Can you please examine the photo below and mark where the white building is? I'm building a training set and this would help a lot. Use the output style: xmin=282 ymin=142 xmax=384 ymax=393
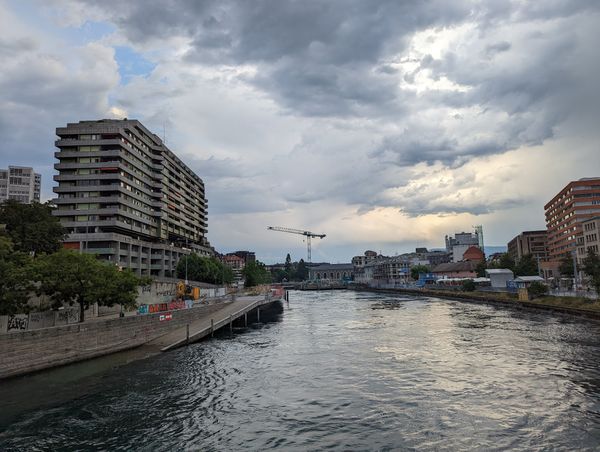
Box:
xmin=485 ymin=268 xmax=514 ymax=288
xmin=446 ymin=231 xmax=481 ymax=262
xmin=0 ymin=166 xmax=41 ymax=204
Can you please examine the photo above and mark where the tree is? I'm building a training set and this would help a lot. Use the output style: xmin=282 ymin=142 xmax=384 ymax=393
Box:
xmin=34 ymin=249 xmax=145 ymax=322
xmin=528 ymin=281 xmax=549 ymax=299
xmin=284 ymin=253 xmax=292 ymax=279
xmin=410 ymin=264 xmax=429 ymax=281
xmin=515 ymin=254 xmax=539 ymax=276
xmin=582 ymin=249 xmax=600 ymax=298
xmin=498 ymin=253 xmax=515 ymax=272
xmin=176 ymin=255 xmax=233 ymax=285
xmin=461 ymin=279 xmax=476 ymax=292
xmin=559 ymin=255 xmax=574 ymax=277
xmin=243 ymin=261 xmax=271 ymax=287
xmin=0 ymin=200 xmax=66 ymax=255
xmin=0 ymin=234 xmax=35 ymax=315
xmin=295 ymin=258 xmax=309 ymax=281
xmin=475 ymin=260 xmax=487 ymax=277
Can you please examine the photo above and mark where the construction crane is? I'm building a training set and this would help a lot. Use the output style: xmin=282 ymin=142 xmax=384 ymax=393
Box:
xmin=267 ymin=226 xmax=326 ymax=263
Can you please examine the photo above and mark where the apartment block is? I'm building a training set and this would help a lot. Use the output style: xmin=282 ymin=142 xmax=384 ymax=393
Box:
xmin=0 ymin=166 xmax=41 ymax=203
xmin=581 ymin=217 xmax=600 ymax=258
xmin=507 ymin=230 xmax=548 ymax=262
xmin=52 ymin=119 xmax=212 ymax=277
xmin=544 ymin=177 xmax=600 ymax=261
xmin=445 ymin=231 xmax=481 ymax=262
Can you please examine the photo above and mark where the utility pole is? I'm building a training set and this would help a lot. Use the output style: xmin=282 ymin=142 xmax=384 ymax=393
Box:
xmin=572 ymin=249 xmax=578 ymax=291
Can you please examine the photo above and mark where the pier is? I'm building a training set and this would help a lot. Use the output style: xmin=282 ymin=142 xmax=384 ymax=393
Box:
xmin=149 ymin=295 xmax=279 ymax=351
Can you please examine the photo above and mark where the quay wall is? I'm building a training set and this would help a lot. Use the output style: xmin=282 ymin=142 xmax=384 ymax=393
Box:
xmin=0 ymin=302 xmax=227 ymax=380
xmin=353 ymin=286 xmax=600 ymax=320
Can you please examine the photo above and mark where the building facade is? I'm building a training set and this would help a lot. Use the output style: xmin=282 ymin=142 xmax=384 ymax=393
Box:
xmin=581 ymin=217 xmax=600 ymax=258
xmin=545 ymin=177 xmax=600 ymax=261
xmin=507 ymin=230 xmax=548 ymax=262
xmin=445 ymin=231 xmax=481 ymax=262
xmin=309 ymin=263 xmax=354 ymax=282
xmin=0 ymin=166 xmax=41 ymax=203
xmin=52 ymin=119 xmax=212 ymax=277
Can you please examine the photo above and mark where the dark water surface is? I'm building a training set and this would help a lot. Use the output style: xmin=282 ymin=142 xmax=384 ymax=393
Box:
xmin=1 ymin=291 xmax=600 ymax=451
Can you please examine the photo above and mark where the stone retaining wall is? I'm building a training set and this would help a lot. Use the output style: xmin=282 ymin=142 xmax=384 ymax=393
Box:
xmin=0 ymin=302 xmax=227 ymax=379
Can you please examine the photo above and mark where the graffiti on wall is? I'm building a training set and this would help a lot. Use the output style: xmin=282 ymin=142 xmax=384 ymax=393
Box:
xmin=7 ymin=315 xmax=29 ymax=332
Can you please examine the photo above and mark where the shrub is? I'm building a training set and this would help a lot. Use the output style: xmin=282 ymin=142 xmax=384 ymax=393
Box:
xmin=527 ymin=281 xmax=548 ymax=299
xmin=461 ymin=279 xmax=476 ymax=292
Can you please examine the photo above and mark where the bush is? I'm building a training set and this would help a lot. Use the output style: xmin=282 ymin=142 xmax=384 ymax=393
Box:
xmin=527 ymin=281 xmax=548 ymax=299
xmin=461 ymin=279 xmax=476 ymax=292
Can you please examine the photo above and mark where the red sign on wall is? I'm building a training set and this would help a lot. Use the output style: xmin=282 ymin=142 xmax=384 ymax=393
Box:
xmin=159 ymin=313 xmax=173 ymax=322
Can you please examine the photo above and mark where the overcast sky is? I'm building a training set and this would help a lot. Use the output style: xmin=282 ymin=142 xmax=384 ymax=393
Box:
xmin=1 ymin=0 xmax=599 ymax=263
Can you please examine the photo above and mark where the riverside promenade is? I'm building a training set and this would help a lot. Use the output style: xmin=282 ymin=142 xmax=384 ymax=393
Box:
xmin=148 ymin=295 xmax=276 ymax=351
xmin=0 ymin=294 xmax=281 ymax=379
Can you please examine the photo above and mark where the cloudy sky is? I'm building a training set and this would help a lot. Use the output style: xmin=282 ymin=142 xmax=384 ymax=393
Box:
xmin=1 ymin=0 xmax=599 ymax=263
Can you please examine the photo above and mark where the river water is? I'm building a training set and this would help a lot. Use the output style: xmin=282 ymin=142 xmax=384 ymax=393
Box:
xmin=1 ymin=290 xmax=600 ymax=451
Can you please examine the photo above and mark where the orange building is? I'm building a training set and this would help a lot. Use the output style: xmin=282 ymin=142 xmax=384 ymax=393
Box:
xmin=544 ymin=177 xmax=600 ymax=262
xmin=462 ymin=246 xmax=485 ymax=263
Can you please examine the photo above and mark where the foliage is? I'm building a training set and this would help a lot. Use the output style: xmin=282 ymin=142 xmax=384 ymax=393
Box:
xmin=582 ymin=249 xmax=600 ymax=298
xmin=514 ymin=254 xmax=539 ymax=276
xmin=284 ymin=253 xmax=292 ymax=277
xmin=410 ymin=264 xmax=430 ymax=281
xmin=0 ymin=234 xmax=35 ymax=315
xmin=527 ymin=281 xmax=549 ymax=299
xmin=559 ymin=255 xmax=575 ymax=277
xmin=176 ymin=254 xmax=234 ymax=285
xmin=243 ymin=261 xmax=271 ymax=287
xmin=0 ymin=200 xmax=66 ymax=255
xmin=34 ymin=249 xmax=144 ymax=322
xmin=498 ymin=253 xmax=516 ymax=272
xmin=475 ymin=261 xmax=487 ymax=277
xmin=461 ymin=279 xmax=476 ymax=292
xmin=295 ymin=258 xmax=309 ymax=281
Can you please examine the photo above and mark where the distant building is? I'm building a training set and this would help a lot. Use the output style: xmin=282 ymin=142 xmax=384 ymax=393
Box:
xmin=507 ymin=230 xmax=548 ymax=262
xmin=581 ymin=217 xmax=600 ymax=259
xmin=445 ymin=231 xmax=481 ymax=262
xmin=431 ymin=261 xmax=477 ymax=279
xmin=0 ymin=166 xmax=41 ymax=204
xmin=545 ymin=177 xmax=600 ymax=261
xmin=352 ymin=250 xmax=379 ymax=267
xmin=485 ymin=269 xmax=514 ymax=288
xmin=309 ymin=263 xmax=354 ymax=282
xmin=233 ymin=250 xmax=256 ymax=265
xmin=462 ymin=246 xmax=485 ymax=263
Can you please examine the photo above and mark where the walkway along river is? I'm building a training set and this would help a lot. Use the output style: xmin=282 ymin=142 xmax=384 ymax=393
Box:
xmin=1 ymin=290 xmax=599 ymax=450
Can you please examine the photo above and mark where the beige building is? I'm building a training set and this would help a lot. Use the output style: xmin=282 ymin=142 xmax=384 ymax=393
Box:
xmin=507 ymin=230 xmax=548 ymax=262
xmin=581 ymin=217 xmax=600 ymax=258
xmin=0 ymin=166 xmax=41 ymax=203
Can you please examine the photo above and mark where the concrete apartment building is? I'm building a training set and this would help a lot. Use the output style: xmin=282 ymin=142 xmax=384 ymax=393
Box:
xmin=581 ymin=217 xmax=600 ymax=258
xmin=52 ymin=119 xmax=212 ymax=277
xmin=445 ymin=231 xmax=481 ymax=262
xmin=0 ymin=166 xmax=41 ymax=203
xmin=507 ymin=230 xmax=548 ymax=262
xmin=544 ymin=177 xmax=600 ymax=261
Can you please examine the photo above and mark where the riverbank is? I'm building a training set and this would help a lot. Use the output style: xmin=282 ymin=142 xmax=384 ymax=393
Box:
xmin=0 ymin=295 xmax=280 ymax=380
xmin=353 ymin=286 xmax=600 ymax=320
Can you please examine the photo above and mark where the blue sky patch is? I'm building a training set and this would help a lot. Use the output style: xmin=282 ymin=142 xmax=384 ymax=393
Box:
xmin=114 ymin=46 xmax=157 ymax=84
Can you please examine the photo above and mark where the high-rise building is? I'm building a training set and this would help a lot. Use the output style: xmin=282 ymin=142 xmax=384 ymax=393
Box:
xmin=507 ymin=230 xmax=548 ymax=262
xmin=0 ymin=166 xmax=41 ymax=203
xmin=544 ymin=177 xmax=600 ymax=261
xmin=52 ymin=119 xmax=212 ymax=277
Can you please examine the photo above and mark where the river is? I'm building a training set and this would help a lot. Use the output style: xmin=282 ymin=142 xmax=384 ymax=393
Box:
xmin=1 ymin=290 xmax=600 ymax=451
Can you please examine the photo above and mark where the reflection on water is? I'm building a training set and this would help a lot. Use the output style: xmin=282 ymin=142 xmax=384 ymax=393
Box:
xmin=1 ymin=292 xmax=599 ymax=451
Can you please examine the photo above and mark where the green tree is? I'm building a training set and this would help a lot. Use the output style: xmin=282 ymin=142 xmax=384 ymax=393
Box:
xmin=461 ymin=279 xmax=476 ymax=292
xmin=475 ymin=260 xmax=487 ymax=277
xmin=515 ymin=254 xmax=539 ymax=276
xmin=176 ymin=254 xmax=234 ymax=285
xmin=410 ymin=264 xmax=430 ymax=281
xmin=243 ymin=261 xmax=271 ymax=287
xmin=498 ymin=253 xmax=515 ymax=271
xmin=527 ymin=281 xmax=549 ymax=299
xmin=295 ymin=258 xmax=309 ymax=281
xmin=34 ymin=249 xmax=144 ymax=322
xmin=0 ymin=234 xmax=35 ymax=315
xmin=284 ymin=253 xmax=292 ymax=279
xmin=582 ymin=249 xmax=600 ymax=298
xmin=559 ymin=255 xmax=574 ymax=277
xmin=0 ymin=200 xmax=66 ymax=255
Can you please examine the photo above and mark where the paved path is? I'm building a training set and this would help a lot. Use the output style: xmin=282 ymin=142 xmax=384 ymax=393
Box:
xmin=147 ymin=295 xmax=276 ymax=351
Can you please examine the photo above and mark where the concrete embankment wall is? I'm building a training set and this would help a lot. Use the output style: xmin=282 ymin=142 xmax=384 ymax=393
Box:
xmin=355 ymin=286 xmax=600 ymax=320
xmin=0 ymin=303 xmax=226 ymax=380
